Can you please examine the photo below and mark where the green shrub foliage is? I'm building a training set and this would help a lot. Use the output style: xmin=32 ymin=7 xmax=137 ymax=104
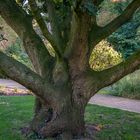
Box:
xmin=108 ymin=10 xmax=140 ymax=58
xmin=5 ymin=38 xmax=32 ymax=68
xmin=110 ymin=70 xmax=140 ymax=99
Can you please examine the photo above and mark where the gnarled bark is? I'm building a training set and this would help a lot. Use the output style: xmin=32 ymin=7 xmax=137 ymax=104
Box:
xmin=30 ymin=94 xmax=87 ymax=139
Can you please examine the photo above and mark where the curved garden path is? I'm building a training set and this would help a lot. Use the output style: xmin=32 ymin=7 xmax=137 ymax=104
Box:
xmin=0 ymin=79 xmax=140 ymax=113
xmin=90 ymin=94 xmax=140 ymax=113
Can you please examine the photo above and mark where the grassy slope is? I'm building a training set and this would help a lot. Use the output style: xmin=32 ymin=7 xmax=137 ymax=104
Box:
xmin=0 ymin=96 xmax=140 ymax=140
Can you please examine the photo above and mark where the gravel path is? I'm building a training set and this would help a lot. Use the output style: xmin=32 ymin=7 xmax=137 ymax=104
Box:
xmin=0 ymin=79 xmax=140 ymax=113
xmin=90 ymin=94 xmax=140 ymax=113
xmin=0 ymin=79 xmax=25 ymax=89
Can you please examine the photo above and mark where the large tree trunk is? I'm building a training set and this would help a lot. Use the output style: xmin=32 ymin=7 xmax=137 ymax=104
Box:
xmin=27 ymin=14 xmax=93 ymax=139
xmin=28 ymin=85 xmax=88 ymax=139
xmin=30 ymin=103 xmax=86 ymax=139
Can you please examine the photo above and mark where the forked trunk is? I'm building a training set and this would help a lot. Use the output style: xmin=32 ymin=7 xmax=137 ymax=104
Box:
xmin=28 ymin=17 xmax=93 ymax=139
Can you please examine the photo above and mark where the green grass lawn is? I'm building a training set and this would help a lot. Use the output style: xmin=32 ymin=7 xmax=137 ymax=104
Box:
xmin=0 ymin=96 xmax=140 ymax=140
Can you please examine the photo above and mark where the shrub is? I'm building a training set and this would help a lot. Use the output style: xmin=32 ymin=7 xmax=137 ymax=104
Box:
xmin=90 ymin=40 xmax=122 ymax=71
xmin=5 ymin=38 xmax=32 ymax=68
xmin=110 ymin=70 xmax=140 ymax=99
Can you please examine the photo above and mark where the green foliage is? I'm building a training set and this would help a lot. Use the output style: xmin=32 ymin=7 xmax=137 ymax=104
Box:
xmin=90 ymin=40 xmax=122 ymax=71
xmin=97 ymin=0 xmax=140 ymax=59
xmin=108 ymin=11 xmax=140 ymax=58
xmin=5 ymin=38 xmax=32 ymax=68
xmin=103 ymin=0 xmax=140 ymax=59
xmin=109 ymin=70 xmax=140 ymax=99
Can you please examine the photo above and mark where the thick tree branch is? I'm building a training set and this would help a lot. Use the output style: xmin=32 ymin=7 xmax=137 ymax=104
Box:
xmin=99 ymin=50 xmax=140 ymax=88
xmin=45 ymin=0 xmax=64 ymax=56
xmin=89 ymin=0 xmax=140 ymax=54
xmin=0 ymin=0 xmax=54 ymax=78
xmin=102 ymin=0 xmax=140 ymax=38
xmin=0 ymin=51 xmax=54 ymax=100
xmin=98 ymin=0 xmax=140 ymax=41
xmin=87 ymin=50 xmax=140 ymax=97
xmin=28 ymin=0 xmax=60 ymax=56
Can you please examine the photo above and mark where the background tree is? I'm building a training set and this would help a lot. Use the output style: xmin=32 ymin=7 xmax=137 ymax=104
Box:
xmin=0 ymin=0 xmax=140 ymax=139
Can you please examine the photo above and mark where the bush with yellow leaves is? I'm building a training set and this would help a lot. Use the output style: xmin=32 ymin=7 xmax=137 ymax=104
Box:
xmin=90 ymin=40 xmax=122 ymax=71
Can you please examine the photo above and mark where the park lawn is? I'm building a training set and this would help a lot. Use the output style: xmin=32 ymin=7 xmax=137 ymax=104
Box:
xmin=0 ymin=96 xmax=140 ymax=140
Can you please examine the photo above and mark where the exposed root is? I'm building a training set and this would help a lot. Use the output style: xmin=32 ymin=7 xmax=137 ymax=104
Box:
xmin=39 ymin=115 xmax=68 ymax=137
xmin=20 ymin=124 xmax=98 ymax=140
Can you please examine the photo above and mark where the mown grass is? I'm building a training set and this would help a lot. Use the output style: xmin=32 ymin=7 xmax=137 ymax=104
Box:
xmin=0 ymin=96 xmax=33 ymax=140
xmin=0 ymin=96 xmax=140 ymax=140
xmin=86 ymin=105 xmax=140 ymax=140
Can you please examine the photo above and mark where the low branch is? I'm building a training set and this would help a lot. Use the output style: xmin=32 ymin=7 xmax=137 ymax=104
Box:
xmin=28 ymin=0 xmax=60 ymax=56
xmin=0 ymin=52 xmax=43 ymax=96
xmin=45 ymin=0 xmax=64 ymax=56
xmin=0 ymin=51 xmax=55 ymax=101
xmin=87 ymin=50 xmax=140 ymax=97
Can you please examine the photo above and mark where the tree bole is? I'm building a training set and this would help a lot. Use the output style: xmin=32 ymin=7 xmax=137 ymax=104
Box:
xmin=29 ymin=90 xmax=87 ymax=139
